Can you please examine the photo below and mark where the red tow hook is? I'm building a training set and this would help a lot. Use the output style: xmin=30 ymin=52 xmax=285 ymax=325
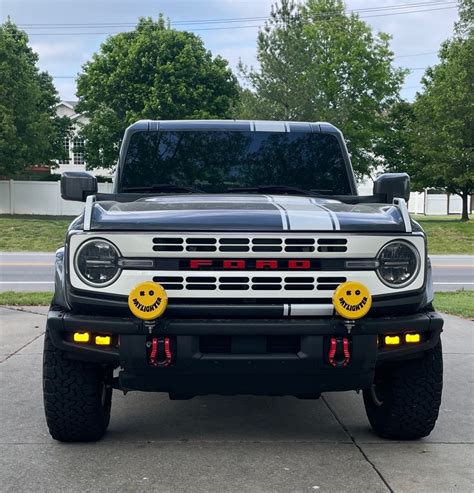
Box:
xmin=328 ymin=337 xmax=351 ymax=368
xmin=149 ymin=337 xmax=173 ymax=367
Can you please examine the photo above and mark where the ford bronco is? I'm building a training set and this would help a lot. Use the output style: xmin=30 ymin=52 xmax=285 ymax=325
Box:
xmin=43 ymin=120 xmax=443 ymax=442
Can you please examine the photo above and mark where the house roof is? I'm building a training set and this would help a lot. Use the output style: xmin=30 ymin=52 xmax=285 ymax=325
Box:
xmin=57 ymin=100 xmax=79 ymax=111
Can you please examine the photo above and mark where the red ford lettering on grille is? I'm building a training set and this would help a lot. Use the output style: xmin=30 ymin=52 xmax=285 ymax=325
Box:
xmin=288 ymin=260 xmax=311 ymax=269
xmin=188 ymin=259 xmax=312 ymax=270
xmin=223 ymin=260 xmax=246 ymax=269
xmin=255 ymin=260 xmax=278 ymax=269
xmin=189 ymin=259 xmax=213 ymax=269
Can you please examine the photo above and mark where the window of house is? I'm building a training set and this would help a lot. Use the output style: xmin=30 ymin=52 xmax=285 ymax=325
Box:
xmin=73 ymin=138 xmax=85 ymax=165
xmin=58 ymin=137 xmax=70 ymax=164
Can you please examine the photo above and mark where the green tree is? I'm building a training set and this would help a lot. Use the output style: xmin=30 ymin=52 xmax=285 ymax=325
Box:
xmin=77 ymin=16 xmax=240 ymax=170
xmin=238 ymin=0 xmax=405 ymax=177
xmin=376 ymin=101 xmax=419 ymax=185
xmin=387 ymin=1 xmax=473 ymax=221
xmin=0 ymin=20 xmax=69 ymax=177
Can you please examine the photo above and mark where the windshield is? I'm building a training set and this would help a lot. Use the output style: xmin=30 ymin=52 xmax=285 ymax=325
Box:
xmin=120 ymin=130 xmax=352 ymax=194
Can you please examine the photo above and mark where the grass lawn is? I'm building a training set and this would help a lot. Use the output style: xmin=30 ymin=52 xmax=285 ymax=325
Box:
xmin=0 ymin=215 xmax=71 ymax=252
xmin=434 ymin=290 xmax=473 ymax=319
xmin=0 ymin=290 xmax=471 ymax=319
xmin=0 ymin=291 xmax=53 ymax=306
xmin=412 ymin=215 xmax=473 ymax=255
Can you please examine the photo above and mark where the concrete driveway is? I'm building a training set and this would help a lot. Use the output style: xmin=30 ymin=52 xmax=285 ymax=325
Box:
xmin=0 ymin=307 xmax=473 ymax=492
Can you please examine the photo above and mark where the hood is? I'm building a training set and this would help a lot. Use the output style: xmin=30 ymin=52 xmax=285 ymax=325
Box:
xmin=87 ymin=194 xmax=407 ymax=232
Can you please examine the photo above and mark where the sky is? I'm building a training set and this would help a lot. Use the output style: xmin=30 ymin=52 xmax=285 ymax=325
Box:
xmin=1 ymin=0 xmax=460 ymax=102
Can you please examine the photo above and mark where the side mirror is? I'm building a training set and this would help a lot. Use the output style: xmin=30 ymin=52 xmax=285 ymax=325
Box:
xmin=373 ymin=173 xmax=410 ymax=203
xmin=61 ymin=171 xmax=98 ymax=202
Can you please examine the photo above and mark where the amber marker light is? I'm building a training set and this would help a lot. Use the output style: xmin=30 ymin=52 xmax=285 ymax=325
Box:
xmin=95 ymin=335 xmax=112 ymax=346
xmin=384 ymin=335 xmax=400 ymax=346
xmin=73 ymin=332 xmax=90 ymax=343
xmin=405 ymin=333 xmax=421 ymax=343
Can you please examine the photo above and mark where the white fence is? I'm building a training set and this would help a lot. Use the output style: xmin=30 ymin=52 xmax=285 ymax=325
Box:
xmin=0 ymin=180 xmax=470 ymax=216
xmin=0 ymin=180 xmax=113 ymax=216
xmin=358 ymin=181 xmax=471 ymax=215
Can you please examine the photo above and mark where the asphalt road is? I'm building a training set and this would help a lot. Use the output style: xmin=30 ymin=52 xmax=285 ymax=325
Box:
xmin=0 ymin=307 xmax=472 ymax=492
xmin=0 ymin=252 xmax=472 ymax=292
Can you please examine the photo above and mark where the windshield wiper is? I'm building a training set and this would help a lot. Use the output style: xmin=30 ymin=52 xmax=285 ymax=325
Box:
xmin=226 ymin=185 xmax=321 ymax=197
xmin=121 ymin=184 xmax=203 ymax=194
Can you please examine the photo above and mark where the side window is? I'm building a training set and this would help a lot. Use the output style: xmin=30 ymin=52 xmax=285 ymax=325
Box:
xmin=58 ymin=137 xmax=70 ymax=164
xmin=73 ymin=138 xmax=85 ymax=165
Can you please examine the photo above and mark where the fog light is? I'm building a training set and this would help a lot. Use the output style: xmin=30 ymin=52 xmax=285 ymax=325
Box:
xmin=95 ymin=335 xmax=111 ymax=346
xmin=73 ymin=332 xmax=90 ymax=343
xmin=384 ymin=335 xmax=400 ymax=346
xmin=405 ymin=333 xmax=421 ymax=343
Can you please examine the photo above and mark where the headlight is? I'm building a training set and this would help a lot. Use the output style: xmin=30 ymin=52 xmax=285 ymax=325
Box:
xmin=376 ymin=240 xmax=420 ymax=288
xmin=74 ymin=239 xmax=121 ymax=286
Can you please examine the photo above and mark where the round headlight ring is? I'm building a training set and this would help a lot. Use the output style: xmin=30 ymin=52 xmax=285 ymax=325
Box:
xmin=376 ymin=240 xmax=420 ymax=289
xmin=74 ymin=239 xmax=122 ymax=287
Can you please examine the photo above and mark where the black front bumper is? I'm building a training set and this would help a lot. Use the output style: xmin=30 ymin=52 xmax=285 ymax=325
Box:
xmin=47 ymin=309 xmax=443 ymax=397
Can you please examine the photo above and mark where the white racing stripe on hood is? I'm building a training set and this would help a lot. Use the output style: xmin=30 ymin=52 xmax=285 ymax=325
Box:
xmin=268 ymin=195 xmax=334 ymax=231
xmin=264 ymin=195 xmax=290 ymax=230
xmin=309 ymin=198 xmax=341 ymax=230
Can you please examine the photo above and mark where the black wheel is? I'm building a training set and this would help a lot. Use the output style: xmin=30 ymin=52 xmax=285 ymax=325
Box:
xmin=43 ymin=329 xmax=113 ymax=442
xmin=363 ymin=341 xmax=443 ymax=440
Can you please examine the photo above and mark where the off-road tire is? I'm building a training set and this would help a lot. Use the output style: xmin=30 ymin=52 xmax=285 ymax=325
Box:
xmin=43 ymin=329 xmax=113 ymax=442
xmin=363 ymin=341 xmax=443 ymax=440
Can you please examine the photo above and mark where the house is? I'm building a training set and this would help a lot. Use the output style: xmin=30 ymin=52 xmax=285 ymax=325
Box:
xmin=54 ymin=101 xmax=90 ymax=174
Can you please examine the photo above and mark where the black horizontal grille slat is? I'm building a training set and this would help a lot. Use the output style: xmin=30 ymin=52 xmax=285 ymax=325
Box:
xmin=285 ymin=285 xmax=314 ymax=290
xmin=219 ymin=246 xmax=249 ymax=252
xmin=253 ymin=277 xmax=282 ymax=283
xmin=252 ymin=246 xmax=282 ymax=252
xmin=252 ymin=285 xmax=281 ymax=290
xmin=317 ymin=277 xmax=347 ymax=283
xmin=153 ymin=245 xmax=183 ymax=252
xmin=318 ymin=238 xmax=347 ymax=245
xmin=186 ymin=246 xmax=216 ymax=252
xmin=219 ymin=238 xmax=249 ymax=244
xmin=187 ymin=276 xmax=216 ymax=282
xmin=285 ymin=238 xmax=315 ymax=245
xmin=220 ymin=284 xmax=249 ymax=290
xmin=153 ymin=238 xmax=183 ymax=244
xmin=252 ymin=238 xmax=282 ymax=244
xmin=187 ymin=284 xmax=216 ymax=290
xmin=220 ymin=277 xmax=250 ymax=283
xmin=186 ymin=238 xmax=216 ymax=244
xmin=318 ymin=246 xmax=347 ymax=252
xmin=285 ymin=246 xmax=315 ymax=252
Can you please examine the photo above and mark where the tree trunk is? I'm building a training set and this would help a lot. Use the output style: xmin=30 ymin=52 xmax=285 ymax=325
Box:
xmin=461 ymin=192 xmax=469 ymax=221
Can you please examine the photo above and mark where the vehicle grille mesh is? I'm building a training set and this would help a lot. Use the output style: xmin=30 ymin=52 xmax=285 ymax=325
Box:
xmin=152 ymin=236 xmax=347 ymax=253
xmin=153 ymin=275 xmax=346 ymax=292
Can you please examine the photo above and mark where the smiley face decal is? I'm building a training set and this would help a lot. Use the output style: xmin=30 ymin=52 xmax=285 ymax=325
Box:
xmin=128 ymin=281 xmax=168 ymax=320
xmin=333 ymin=281 xmax=372 ymax=320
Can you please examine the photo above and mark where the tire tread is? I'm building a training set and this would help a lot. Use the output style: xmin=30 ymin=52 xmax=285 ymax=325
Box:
xmin=364 ymin=342 xmax=443 ymax=440
xmin=43 ymin=330 xmax=112 ymax=442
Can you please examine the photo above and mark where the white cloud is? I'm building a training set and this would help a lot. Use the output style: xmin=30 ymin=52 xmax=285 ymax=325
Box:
xmin=30 ymin=41 xmax=82 ymax=61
